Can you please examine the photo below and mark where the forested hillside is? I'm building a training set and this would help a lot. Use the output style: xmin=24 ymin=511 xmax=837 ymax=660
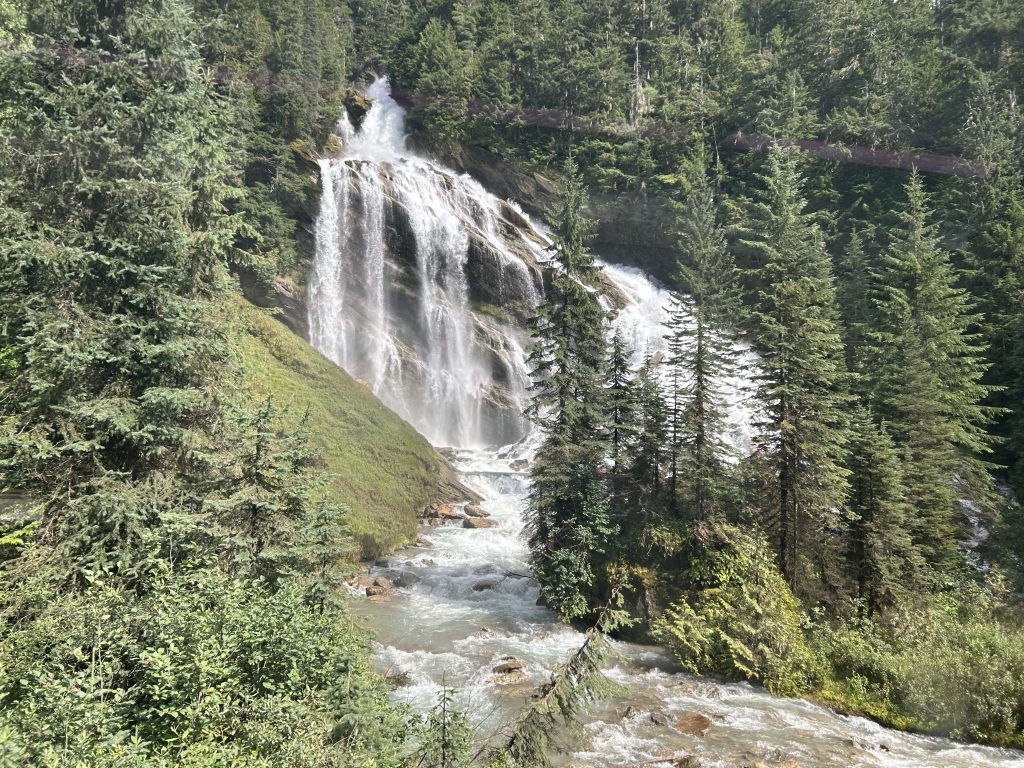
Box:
xmin=1 ymin=0 xmax=1023 ymax=765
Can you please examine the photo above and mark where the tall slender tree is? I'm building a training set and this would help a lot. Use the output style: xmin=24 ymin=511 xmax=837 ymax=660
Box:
xmin=665 ymin=148 xmax=742 ymax=522
xmin=526 ymin=158 xmax=612 ymax=619
xmin=745 ymin=149 xmax=852 ymax=593
xmin=869 ymin=172 xmax=997 ymax=565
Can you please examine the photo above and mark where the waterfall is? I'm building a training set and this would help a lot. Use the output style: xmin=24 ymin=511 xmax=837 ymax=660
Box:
xmin=309 ymin=77 xmax=544 ymax=449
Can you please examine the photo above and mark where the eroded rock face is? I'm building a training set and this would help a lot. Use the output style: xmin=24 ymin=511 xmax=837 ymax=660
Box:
xmin=463 ymin=517 xmax=499 ymax=529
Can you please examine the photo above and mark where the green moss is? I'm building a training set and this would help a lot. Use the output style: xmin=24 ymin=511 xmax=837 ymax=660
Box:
xmin=230 ymin=298 xmax=438 ymax=558
xmin=471 ymin=300 xmax=511 ymax=324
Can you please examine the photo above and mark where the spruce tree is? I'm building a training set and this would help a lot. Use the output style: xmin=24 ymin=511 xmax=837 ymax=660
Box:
xmin=623 ymin=357 xmax=669 ymax=545
xmin=846 ymin=407 xmax=920 ymax=613
xmin=869 ymin=172 xmax=996 ymax=566
xmin=526 ymin=158 xmax=612 ymax=619
xmin=665 ymin=148 xmax=741 ymax=522
xmin=605 ymin=330 xmax=637 ymax=510
xmin=745 ymin=149 xmax=852 ymax=593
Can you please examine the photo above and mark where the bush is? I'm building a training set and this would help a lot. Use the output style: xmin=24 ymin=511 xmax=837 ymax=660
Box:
xmin=0 ymin=560 xmax=409 ymax=767
xmin=654 ymin=523 xmax=820 ymax=696
xmin=814 ymin=578 xmax=1024 ymax=747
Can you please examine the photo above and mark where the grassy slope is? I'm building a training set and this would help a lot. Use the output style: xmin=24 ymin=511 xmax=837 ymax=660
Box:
xmin=231 ymin=297 xmax=439 ymax=558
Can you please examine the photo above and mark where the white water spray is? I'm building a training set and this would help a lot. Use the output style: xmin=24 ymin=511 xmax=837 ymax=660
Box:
xmin=309 ymin=78 xmax=543 ymax=448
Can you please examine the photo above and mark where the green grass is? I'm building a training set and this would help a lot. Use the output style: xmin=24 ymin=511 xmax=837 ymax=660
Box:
xmin=231 ymin=297 xmax=439 ymax=558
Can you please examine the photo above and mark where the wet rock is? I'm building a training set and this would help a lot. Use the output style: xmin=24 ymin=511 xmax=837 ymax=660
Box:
xmin=510 ymin=458 xmax=529 ymax=471
xmin=373 ymin=558 xmax=391 ymax=568
xmin=650 ymin=711 xmax=671 ymax=727
xmin=427 ymin=503 xmax=468 ymax=521
xmin=365 ymin=585 xmax=391 ymax=598
xmin=395 ymin=571 xmax=421 ymax=588
xmin=675 ymin=711 xmax=713 ymax=736
xmin=383 ymin=668 xmax=411 ymax=687
xmin=473 ymin=579 xmax=499 ymax=592
xmin=349 ymin=575 xmax=375 ymax=589
xmin=489 ymin=670 xmax=528 ymax=685
xmin=464 ymin=503 xmax=490 ymax=518
xmin=672 ymin=758 xmax=701 ymax=768
xmin=372 ymin=575 xmax=393 ymax=590
xmin=343 ymin=90 xmax=372 ymax=130
xmin=473 ymin=564 xmax=499 ymax=575
xmin=415 ymin=537 xmax=433 ymax=548
xmin=426 ymin=518 xmax=444 ymax=527
xmin=421 ymin=558 xmax=436 ymax=567
xmin=492 ymin=657 xmax=524 ymax=674
xmin=536 ymin=593 xmax=548 ymax=607
xmin=463 ymin=517 xmax=498 ymax=529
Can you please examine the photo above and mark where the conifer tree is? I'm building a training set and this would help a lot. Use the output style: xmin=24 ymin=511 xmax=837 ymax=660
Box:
xmin=869 ymin=172 xmax=996 ymax=565
xmin=846 ymin=407 xmax=920 ymax=613
xmin=623 ymin=358 xmax=669 ymax=544
xmin=665 ymin=149 xmax=741 ymax=522
xmin=206 ymin=399 xmax=316 ymax=580
xmin=526 ymin=158 xmax=612 ymax=619
xmin=605 ymin=331 xmax=637 ymax=509
xmin=745 ymin=149 xmax=852 ymax=593
xmin=0 ymin=0 xmax=239 ymax=583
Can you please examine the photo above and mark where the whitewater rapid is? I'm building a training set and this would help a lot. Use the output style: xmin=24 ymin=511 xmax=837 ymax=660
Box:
xmin=312 ymin=78 xmax=1024 ymax=768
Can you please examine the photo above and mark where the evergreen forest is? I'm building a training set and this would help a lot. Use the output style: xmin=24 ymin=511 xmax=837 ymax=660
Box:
xmin=1 ymin=0 xmax=1024 ymax=766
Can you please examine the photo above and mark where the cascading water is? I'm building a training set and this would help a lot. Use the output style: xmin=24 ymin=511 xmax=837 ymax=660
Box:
xmin=310 ymin=79 xmax=1024 ymax=768
xmin=309 ymin=77 xmax=543 ymax=448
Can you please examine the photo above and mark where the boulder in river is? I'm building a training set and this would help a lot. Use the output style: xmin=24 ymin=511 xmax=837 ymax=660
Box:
xmin=464 ymin=503 xmax=490 ymax=518
xmin=395 ymin=571 xmax=421 ymax=588
xmin=473 ymin=579 xmax=499 ymax=592
xmin=650 ymin=711 xmax=671 ymax=727
xmin=492 ymin=657 xmax=523 ymax=674
xmin=675 ymin=711 xmax=713 ymax=736
xmin=463 ymin=517 xmax=498 ymax=529
xmin=489 ymin=669 xmax=528 ymax=685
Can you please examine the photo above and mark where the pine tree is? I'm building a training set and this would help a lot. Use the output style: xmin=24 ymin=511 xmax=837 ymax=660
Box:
xmin=665 ymin=148 xmax=742 ymax=522
xmin=835 ymin=227 xmax=875 ymax=385
xmin=869 ymin=172 xmax=996 ymax=565
xmin=289 ymin=495 xmax=354 ymax=614
xmin=417 ymin=685 xmax=472 ymax=768
xmin=846 ymin=407 xmax=920 ymax=614
xmin=0 ymin=0 xmax=240 ymax=584
xmin=205 ymin=399 xmax=315 ymax=580
xmin=526 ymin=158 xmax=612 ymax=620
xmin=623 ymin=358 xmax=669 ymax=545
xmin=605 ymin=331 xmax=637 ymax=509
xmin=745 ymin=149 xmax=852 ymax=593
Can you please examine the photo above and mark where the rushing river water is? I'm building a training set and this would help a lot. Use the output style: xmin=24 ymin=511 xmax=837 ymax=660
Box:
xmin=353 ymin=448 xmax=1024 ymax=768
xmin=313 ymin=78 xmax=1024 ymax=768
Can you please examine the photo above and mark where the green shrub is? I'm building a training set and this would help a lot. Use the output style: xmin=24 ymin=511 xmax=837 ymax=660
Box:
xmin=654 ymin=523 xmax=819 ymax=696
xmin=0 ymin=560 xmax=409 ymax=767
xmin=814 ymin=579 xmax=1024 ymax=747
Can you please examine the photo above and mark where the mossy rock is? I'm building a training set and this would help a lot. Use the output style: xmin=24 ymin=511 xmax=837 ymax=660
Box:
xmin=343 ymin=90 xmax=372 ymax=130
